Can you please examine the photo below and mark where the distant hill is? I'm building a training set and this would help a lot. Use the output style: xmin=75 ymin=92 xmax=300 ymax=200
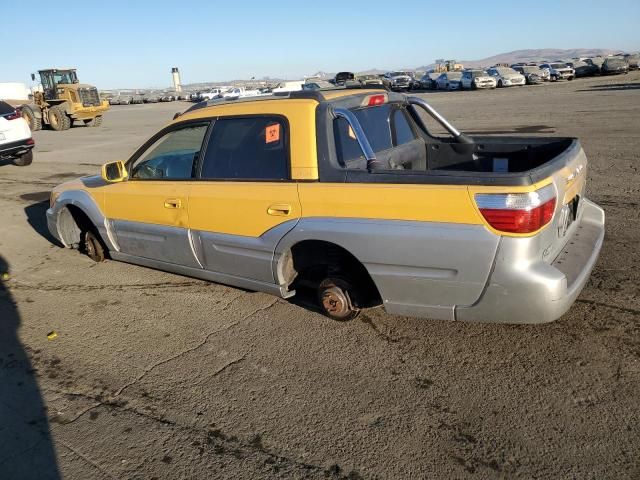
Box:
xmin=417 ymin=48 xmax=617 ymax=70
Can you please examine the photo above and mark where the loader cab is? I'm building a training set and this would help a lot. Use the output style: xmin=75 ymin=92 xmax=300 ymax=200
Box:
xmin=37 ymin=69 xmax=79 ymax=101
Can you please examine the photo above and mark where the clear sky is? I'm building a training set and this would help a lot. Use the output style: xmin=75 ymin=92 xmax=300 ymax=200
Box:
xmin=2 ymin=0 xmax=639 ymax=89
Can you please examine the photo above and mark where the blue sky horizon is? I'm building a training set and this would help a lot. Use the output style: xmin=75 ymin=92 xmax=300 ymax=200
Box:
xmin=2 ymin=0 xmax=639 ymax=89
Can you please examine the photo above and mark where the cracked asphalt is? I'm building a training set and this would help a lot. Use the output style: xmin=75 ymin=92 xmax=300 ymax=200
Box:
xmin=1 ymin=73 xmax=639 ymax=479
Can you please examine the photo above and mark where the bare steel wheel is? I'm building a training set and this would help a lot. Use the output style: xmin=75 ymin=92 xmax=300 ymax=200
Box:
xmin=84 ymin=230 xmax=106 ymax=262
xmin=317 ymin=277 xmax=360 ymax=321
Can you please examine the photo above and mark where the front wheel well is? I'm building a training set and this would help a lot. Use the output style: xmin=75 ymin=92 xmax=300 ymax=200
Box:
xmin=57 ymin=205 xmax=105 ymax=252
xmin=285 ymin=240 xmax=382 ymax=308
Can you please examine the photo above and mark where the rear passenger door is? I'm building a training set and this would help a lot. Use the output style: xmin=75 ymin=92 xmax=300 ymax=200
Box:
xmin=188 ymin=115 xmax=301 ymax=283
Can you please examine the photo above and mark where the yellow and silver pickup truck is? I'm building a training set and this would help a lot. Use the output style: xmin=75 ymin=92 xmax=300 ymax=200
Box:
xmin=47 ymin=87 xmax=605 ymax=323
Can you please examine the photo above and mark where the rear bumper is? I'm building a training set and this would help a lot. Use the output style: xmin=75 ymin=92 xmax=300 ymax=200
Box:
xmin=0 ymin=137 xmax=34 ymax=159
xmin=455 ymin=198 xmax=605 ymax=323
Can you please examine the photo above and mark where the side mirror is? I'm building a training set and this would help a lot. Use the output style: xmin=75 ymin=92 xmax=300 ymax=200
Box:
xmin=101 ymin=160 xmax=128 ymax=183
xmin=31 ymin=73 xmax=36 ymax=81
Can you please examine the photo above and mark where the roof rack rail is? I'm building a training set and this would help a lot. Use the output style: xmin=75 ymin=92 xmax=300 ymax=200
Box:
xmin=181 ymin=83 xmax=392 ymax=115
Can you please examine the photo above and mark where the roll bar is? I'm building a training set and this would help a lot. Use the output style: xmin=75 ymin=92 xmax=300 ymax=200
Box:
xmin=333 ymin=107 xmax=380 ymax=171
xmin=332 ymin=98 xmax=473 ymax=173
xmin=407 ymin=96 xmax=473 ymax=144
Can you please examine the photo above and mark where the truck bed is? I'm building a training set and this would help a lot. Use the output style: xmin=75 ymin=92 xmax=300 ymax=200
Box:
xmin=340 ymin=137 xmax=581 ymax=187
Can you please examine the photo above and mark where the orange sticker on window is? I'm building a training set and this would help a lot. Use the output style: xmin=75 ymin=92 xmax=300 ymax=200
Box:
xmin=265 ymin=123 xmax=280 ymax=143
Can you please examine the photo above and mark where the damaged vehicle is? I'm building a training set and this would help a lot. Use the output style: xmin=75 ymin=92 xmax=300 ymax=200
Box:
xmin=539 ymin=63 xmax=575 ymax=81
xmin=487 ymin=67 xmax=526 ymax=87
xmin=601 ymin=56 xmax=629 ymax=75
xmin=47 ymin=87 xmax=604 ymax=324
xmin=435 ymin=71 xmax=463 ymax=90
xmin=511 ymin=65 xmax=544 ymax=85
xmin=460 ymin=70 xmax=497 ymax=89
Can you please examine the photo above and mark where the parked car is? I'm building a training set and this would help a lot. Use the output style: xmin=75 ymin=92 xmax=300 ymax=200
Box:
xmin=511 ymin=63 xmax=550 ymax=81
xmin=159 ymin=93 xmax=177 ymax=102
xmin=486 ymin=67 xmax=526 ymax=87
xmin=0 ymin=101 xmax=34 ymax=166
xmin=272 ymin=81 xmax=305 ymax=94
xmin=200 ymin=88 xmax=231 ymax=100
xmin=108 ymin=96 xmax=120 ymax=106
xmin=460 ymin=70 xmax=496 ymax=89
xmin=334 ymin=72 xmax=355 ymax=86
xmin=222 ymin=87 xmax=263 ymax=98
xmin=569 ymin=60 xmax=600 ymax=77
xmin=144 ymin=93 xmax=160 ymax=103
xmin=623 ymin=53 xmax=639 ymax=70
xmin=356 ymin=74 xmax=384 ymax=87
xmin=131 ymin=94 xmax=145 ymax=104
xmin=539 ymin=63 xmax=575 ymax=81
xmin=511 ymin=65 xmax=544 ymax=85
xmin=118 ymin=95 xmax=133 ymax=105
xmin=47 ymin=89 xmax=605 ymax=323
xmin=302 ymin=79 xmax=334 ymax=90
xmin=419 ymin=73 xmax=439 ymax=89
xmin=383 ymin=71 xmax=412 ymax=91
xmin=601 ymin=57 xmax=629 ymax=75
xmin=435 ymin=71 xmax=463 ymax=90
xmin=586 ymin=56 xmax=605 ymax=73
xmin=408 ymin=75 xmax=422 ymax=91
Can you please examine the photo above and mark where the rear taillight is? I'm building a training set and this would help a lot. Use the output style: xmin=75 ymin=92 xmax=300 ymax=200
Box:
xmin=475 ymin=184 xmax=556 ymax=234
xmin=4 ymin=110 xmax=21 ymax=121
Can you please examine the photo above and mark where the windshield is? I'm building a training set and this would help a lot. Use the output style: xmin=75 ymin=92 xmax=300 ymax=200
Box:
xmin=496 ymin=67 xmax=516 ymax=75
xmin=470 ymin=71 xmax=486 ymax=77
xmin=605 ymin=57 xmax=626 ymax=66
xmin=551 ymin=63 xmax=567 ymax=69
xmin=51 ymin=70 xmax=78 ymax=84
xmin=447 ymin=72 xmax=463 ymax=80
xmin=522 ymin=66 xmax=539 ymax=74
xmin=390 ymin=72 xmax=409 ymax=77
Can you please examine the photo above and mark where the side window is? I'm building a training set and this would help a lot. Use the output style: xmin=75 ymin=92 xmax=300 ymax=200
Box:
xmin=200 ymin=116 xmax=288 ymax=180
xmin=130 ymin=124 xmax=208 ymax=180
xmin=392 ymin=109 xmax=416 ymax=146
xmin=334 ymin=105 xmax=416 ymax=167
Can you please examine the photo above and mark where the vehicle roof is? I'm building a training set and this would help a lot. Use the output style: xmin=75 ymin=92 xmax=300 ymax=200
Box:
xmin=176 ymin=86 xmax=405 ymax=122
xmin=38 ymin=68 xmax=77 ymax=72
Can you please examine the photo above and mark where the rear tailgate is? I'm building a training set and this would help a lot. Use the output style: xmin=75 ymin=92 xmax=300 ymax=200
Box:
xmin=535 ymin=141 xmax=588 ymax=264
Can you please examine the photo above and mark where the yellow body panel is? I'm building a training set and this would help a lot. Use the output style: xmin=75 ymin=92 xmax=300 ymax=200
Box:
xmin=102 ymin=181 xmax=190 ymax=228
xmin=189 ymin=182 xmax=301 ymax=236
xmin=299 ymin=183 xmax=482 ymax=224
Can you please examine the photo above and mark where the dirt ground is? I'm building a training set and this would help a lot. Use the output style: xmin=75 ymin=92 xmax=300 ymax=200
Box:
xmin=0 ymin=73 xmax=638 ymax=479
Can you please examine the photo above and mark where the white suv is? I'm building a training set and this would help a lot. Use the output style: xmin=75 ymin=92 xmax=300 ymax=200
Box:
xmin=0 ymin=101 xmax=34 ymax=166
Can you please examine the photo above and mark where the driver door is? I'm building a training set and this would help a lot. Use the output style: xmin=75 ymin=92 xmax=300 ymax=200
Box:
xmin=103 ymin=121 xmax=210 ymax=267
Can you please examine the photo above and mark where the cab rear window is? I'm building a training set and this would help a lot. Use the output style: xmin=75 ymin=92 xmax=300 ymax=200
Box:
xmin=334 ymin=104 xmax=416 ymax=166
xmin=0 ymin=101 xmax=15 ymax=116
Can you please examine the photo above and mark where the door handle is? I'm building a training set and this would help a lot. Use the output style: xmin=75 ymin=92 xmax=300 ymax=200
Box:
xmin=267 ymin=204 xmax=292 ymax=216
xmin=164 ymin=198 xmax=182 ymax=209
